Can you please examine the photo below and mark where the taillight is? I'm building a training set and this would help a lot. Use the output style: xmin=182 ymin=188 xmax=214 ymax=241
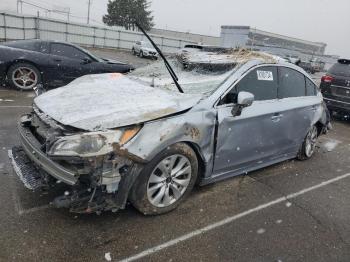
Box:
xmin=321 ymin=75 xmax=333 ymax=83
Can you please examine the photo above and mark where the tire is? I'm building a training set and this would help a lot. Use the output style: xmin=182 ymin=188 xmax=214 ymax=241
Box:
xmin=129 ymin=143 xmax=198 ymax=215
xmin=7 ymin=62 xmax=41 ymax=91
xmin=132 ymin=48 xmax=136 ymax=55
xmin=297 ymin=125 xmax=318 ymax=160
xmin=139 ymin=50 xmax=144 ymax=58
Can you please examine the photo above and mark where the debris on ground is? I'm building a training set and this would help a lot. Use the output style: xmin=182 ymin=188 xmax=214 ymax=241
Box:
xmin=105 ymin=252 xmax=112 ymax=261
xmin=322 ymin=139 xmax=340 ymax=152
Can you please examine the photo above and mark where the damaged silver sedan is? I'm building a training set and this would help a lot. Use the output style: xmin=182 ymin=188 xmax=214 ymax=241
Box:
xmin=9 ymin=50 xmax=330 ymax=215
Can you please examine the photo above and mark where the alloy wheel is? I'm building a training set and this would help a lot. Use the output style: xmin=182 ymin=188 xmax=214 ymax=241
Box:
xmin=305 ymin=126 xmax=318 ymax=157
xmin=12 ymin=67 xmax=38 ymax=90
xmin=147 ymin=154 xmax=192 ymax=208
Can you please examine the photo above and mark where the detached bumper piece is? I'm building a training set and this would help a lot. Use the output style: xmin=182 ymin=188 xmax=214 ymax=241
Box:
xmin=8 ymin=146 xmax=43 ymax=190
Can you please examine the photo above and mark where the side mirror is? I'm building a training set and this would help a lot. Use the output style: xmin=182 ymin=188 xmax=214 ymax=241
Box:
xmin=237 ymin=91 xmax=254 ymax=107
xmin=231 ymin=91 xmax=254 ymax=116
xmin=82 ymin=58 xmax=92 ymax=64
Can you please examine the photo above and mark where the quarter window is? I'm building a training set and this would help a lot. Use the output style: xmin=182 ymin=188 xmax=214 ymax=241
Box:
xmin=51 ymin=43 xmax=87 ymax=60
xmin=235 ymin=66 xmax=278 ymax=101
xmin=278 ymin=67 xmax=306 ymax=98
xmin=306 ymin=78 xmax=317 ymax=96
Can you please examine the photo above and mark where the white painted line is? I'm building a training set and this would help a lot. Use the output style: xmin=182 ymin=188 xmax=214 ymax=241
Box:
xmin=120 ymin=173 xmax=350 ymax=262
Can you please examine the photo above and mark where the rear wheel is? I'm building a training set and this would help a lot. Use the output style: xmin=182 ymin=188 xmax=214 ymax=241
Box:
xmin=130 ymin=143 xmax=198 ymax=215
xmin=139 ymin=50 xmax=144 ymax=58
xmin=132 ymin=48 xmax=136 ymax=55
xmin=297 ymin=125 xmax=318 ymax=160
xmin=7 ymin=63 xmax=41 ymax=91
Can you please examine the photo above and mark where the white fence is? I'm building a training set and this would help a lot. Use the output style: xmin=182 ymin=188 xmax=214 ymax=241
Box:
xmin=0 ymin=12 xmax=197 ymax=53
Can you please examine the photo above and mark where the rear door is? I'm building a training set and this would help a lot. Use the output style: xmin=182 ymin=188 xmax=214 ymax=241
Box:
xmin=276 ymin=66 xmax=322 ymax=154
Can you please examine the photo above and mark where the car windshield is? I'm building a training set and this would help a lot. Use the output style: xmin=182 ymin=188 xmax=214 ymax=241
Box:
xmin=78 ymin=46 xmax=102 ymax=62
xmin=129 ymin=58 xmax=237 ymax=95
xmin=142 ymin=41 xmax=154 ymax=48
xmin=129 ymin=49 xmax=277 ymax=95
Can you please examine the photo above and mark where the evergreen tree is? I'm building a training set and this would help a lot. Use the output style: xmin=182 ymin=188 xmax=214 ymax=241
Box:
xmin=103 ymin=0 xmax=154 ymax=31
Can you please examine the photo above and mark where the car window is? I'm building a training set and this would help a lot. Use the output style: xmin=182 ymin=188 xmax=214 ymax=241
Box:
xmin=306 ymin=78 xmax=317 ymax=96
xmin=51 ymin=43 xmax=87 ymax=60
xmin=328 ymin=62 xmax=350 ymax=77
xmin=4 ymin=40 xmax=40 ymax=51
xmin=278 ymin=67 xmax=306 ymax=98
xmin=235 ymin=66 xmax=278 ymax=101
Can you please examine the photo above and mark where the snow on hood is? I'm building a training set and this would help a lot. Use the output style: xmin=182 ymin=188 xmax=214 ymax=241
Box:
xmin=34 ymin=73 xmax=201 ymax=131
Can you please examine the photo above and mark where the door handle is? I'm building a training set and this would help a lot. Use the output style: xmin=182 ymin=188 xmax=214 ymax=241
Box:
xmin=53 ymin=58 xmax=62 ymax=62
xmin=271 ymin=113 xmax=283 ymax=122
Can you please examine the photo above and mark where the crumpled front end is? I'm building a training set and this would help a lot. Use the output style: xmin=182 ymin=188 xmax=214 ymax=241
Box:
xmin=9 ymin=107 xmax=146 ymax=214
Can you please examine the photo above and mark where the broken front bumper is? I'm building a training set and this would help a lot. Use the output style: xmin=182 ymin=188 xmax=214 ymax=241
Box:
xmin=9 ymin=121 xmax=144 ymax=213
xmin=10 ymin=124 xmax=78 ymax=187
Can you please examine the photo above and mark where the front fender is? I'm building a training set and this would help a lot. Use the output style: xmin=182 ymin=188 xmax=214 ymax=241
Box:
xmin=125 ymin=110 xmax=217 ymax=166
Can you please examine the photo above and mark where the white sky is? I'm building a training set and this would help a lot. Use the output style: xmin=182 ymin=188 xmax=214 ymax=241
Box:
xmin=1 ymin=0 xmax=349 ymax=57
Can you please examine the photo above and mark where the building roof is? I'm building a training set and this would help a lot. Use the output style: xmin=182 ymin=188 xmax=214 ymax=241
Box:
xmin=221 ymin=25 xmax=326 ymax=48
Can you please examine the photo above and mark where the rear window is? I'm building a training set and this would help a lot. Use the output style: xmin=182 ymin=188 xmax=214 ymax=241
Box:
xmin=328 ymin=62 xmax=350 ymax=77
xmin=3 ymin=40 xmax=40 ymax=51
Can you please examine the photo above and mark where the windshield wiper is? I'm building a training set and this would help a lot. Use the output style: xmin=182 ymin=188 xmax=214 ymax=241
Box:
xmin=135 ymin=22 xmax=184 ymax=93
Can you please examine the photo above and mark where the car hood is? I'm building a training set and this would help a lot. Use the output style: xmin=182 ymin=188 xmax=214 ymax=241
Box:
xmin=142 ymin=47 xmax=157 ymax=53
xmin=100 ymin=57 xmax=127 ymax=65
xmin=34 ymin=73 xmax=201 ymax=131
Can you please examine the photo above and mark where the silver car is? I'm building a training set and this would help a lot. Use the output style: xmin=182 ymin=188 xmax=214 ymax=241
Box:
xmin=9 ymin=51 xmax=330 ymax=215
xmin=132 ymin=40 xmax=158 ymax=59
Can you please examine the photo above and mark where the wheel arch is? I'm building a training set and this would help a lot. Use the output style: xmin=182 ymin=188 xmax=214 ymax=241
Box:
xmin=6 ymin=59 xmax=43 ymax=77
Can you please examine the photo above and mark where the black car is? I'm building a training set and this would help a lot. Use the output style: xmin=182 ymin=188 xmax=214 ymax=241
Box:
xmin=320 ymin=59 xmax=350 ymax=115
xmin=0 ymin=40 xmax=134 ymax=90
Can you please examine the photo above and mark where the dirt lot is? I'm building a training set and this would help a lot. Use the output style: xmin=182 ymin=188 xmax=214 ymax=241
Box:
xmin=0 ymin=50 xmax=349 ymax=262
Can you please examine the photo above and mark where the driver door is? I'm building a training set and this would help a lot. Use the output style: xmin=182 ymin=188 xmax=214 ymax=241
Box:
xmin=213 ymin=66 xmax=285 ymax=176
xmin=48 ymin=43 xmax=88 ymax=86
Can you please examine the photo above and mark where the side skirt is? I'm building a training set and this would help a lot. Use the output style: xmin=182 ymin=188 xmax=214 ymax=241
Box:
xmin=200 ymin=152 xmax=297 ymax=186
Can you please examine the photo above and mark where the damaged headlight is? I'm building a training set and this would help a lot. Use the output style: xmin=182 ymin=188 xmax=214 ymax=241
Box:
xmin=48 ymin=126 xmax=141 ymax=157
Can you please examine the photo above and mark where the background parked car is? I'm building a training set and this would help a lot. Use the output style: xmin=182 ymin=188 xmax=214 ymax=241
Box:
xmin=132 ymin=41 xmax=158 ymax=59
xmin=0 ymin=39 xmax=134 ymax=90
xmin=297 ymin=61 xmax=316 ymax=74
xmin=320 ymin=59 xmax=350 ymax=115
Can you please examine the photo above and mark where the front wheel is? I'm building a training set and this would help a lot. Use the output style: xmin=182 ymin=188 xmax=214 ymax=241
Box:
xmin=297 ymin=125 xmax=318 ymax=160
xmin=129 ymin=143 xmax=198 ymax=215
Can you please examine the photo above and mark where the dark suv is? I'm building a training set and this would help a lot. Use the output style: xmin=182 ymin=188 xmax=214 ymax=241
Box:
xmin=320 ymin=59 xmax=350 ymax=114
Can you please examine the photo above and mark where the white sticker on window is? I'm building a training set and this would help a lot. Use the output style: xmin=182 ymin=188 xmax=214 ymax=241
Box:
xmin=257 ymin=70 xmax=273 ymax=81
